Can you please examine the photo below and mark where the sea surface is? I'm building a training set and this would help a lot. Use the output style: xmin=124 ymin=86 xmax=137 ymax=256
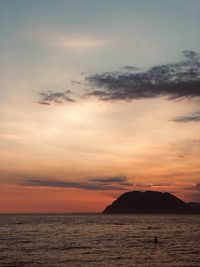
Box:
xmin=0 ymin=214 xmax=199 ymax=267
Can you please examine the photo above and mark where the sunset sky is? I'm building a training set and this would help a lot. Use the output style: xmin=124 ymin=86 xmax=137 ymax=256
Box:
xmin=0 ymin=0 xmax=200 ymax=213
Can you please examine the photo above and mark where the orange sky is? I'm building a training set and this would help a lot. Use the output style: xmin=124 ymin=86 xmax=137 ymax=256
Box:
xmin=1 ymin=98 xmax=200 ymax=213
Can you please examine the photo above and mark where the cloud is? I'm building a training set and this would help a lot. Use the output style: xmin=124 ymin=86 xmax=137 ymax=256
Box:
xmin=185 ymin=183 xmax=200 ymax=191
xmin=172 ymin=112 xmax=200 ymax=122
xmin=194 ymin=183 xmax=200 ymax=190
xmin=36 ymin=101 xmax=51 ymax=106
xmin=85 ymin=51 xmax=200 ymax=101
xmin=167 ymin=153 xmax=185 ymax=160
xmin=21 ymin=179 xmax=128 ymax=191
xmin=122 ymin=66 xmax=138 ymax=72
xmin=91 ymin=176 xmax=133 ymax=186
xmin=19 ymin=177 xmax=175 ymax=192
xmin=91 ymin=176 xmax=128 ymax=183
xmin=38 ymin=90 xmax=75 ymax=105
xmin=21 ymin=176 xmax=134 ymax=191
xmin=133 ymin=183 xmax=173 ymax=187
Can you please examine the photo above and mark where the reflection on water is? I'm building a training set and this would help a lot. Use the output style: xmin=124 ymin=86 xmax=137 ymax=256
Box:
xmin=0 ymin=214 xmax=199 ymax=267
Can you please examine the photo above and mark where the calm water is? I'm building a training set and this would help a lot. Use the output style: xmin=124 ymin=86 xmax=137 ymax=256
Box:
xmin=0 ymin=214 xmax=199 ymax=267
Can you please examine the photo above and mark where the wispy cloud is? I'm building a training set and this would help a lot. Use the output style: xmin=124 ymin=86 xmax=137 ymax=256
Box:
xmin=185 ymin=183 xmax=200 ymax=191
xmin=21 ymin=178 xmax=129 ymax=191
xmin=91 ymin=176 xmax=128 ymax=183
xmin=21 ymin=176 xmax=175 ymax=192
xmin=172 ymin=112 xmax=200 ymax=122
xmin=37 ymin=101 xmax=51 ymax=106
xmin=91 ymin=176 xmax=133 ymax=186
xmin=85 ymin=51 xmax=200 ymax=101
xmin=37 ymin=90 xmax=75 ymax=105
xmin=122 ymin=66 xmax=138 ymax=72
xmin=133 ymin=183 xmax=173 ymax=188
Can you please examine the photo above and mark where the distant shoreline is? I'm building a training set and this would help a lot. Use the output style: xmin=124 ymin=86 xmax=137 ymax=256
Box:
xmin=0 ymin=213 xmax=199 ymax=216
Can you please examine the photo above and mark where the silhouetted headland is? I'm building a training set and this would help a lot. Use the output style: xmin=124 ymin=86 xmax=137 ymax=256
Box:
xmin=103 ymin=191 xmax=200 ymax=214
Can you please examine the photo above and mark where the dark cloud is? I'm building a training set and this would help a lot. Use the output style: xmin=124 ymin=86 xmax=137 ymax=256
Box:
xmin=20 ymin=177 xmax=174 ymax=191
xmin=85 ymin=51 xmax=200 ymax=101
xmin=71 ymin=80 xmax=85 ymax=85
xmin=91 ymin=176 xmax=127 ymax=183
xmin=91 ymin=176 xmax=133 ymax=186
xmin=38 ymin=90 xmax=75 ymax=105
xmin=185 ymin=183 xmax=200 ymax=191
xmin=36 ymin=101 xmax=51 ymax=105
xmin=21 ymin=179 xmax=128 ymax=191
xmin=195 ymin=183 xmax=200 ymax=190
xmin=172 ymin=113 xmax=200 ymax=122
xmin=122 ymin=66 xmax=138 ymax=72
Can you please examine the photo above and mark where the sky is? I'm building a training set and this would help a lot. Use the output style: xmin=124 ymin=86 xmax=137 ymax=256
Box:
xmin=0 ymin=0 xmax=200 ymax=213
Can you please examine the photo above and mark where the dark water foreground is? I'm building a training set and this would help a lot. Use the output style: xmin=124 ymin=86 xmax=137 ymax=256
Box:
xmin=0 ymin=214 xmax=199 ymax=267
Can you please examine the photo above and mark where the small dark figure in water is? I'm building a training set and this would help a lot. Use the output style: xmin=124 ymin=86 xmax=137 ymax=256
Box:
xmin=154 ymin=237 xmax=158 ymax=244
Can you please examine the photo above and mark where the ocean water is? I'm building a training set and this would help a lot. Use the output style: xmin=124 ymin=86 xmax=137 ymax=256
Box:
xmin=0 ymin=214 xmax=199 ymax=267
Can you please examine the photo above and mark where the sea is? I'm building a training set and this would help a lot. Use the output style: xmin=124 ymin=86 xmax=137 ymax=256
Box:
xmin=0 ymin=214 xmax=199 ymax=267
